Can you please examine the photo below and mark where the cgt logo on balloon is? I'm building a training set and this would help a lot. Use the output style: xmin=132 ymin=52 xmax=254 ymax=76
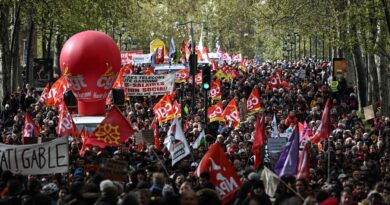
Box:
xmin=63 ymin=65 xmax=116 ymax=100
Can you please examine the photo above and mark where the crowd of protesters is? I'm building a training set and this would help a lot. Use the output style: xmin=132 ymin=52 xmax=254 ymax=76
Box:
xmin=0 ymin=58 xmax=389 ymax=205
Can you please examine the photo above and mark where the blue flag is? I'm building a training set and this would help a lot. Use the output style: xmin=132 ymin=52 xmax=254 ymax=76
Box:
xmin=169 ymin=36 xmax=176 ymax=58
xmin=274 ymin=126 xmax=299 ymax=177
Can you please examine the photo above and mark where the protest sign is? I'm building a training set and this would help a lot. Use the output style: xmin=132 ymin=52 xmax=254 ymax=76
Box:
xmin=267 ymin=137 xmax=287 ymax=153
xmin=0 ymin=137 xmax=68 ymax=175
xmin=363 ymin=105 xmax=375 ymax=121
xmin=100 ymin=159 xmax=128 ymax=181
xmin=141 ymin=129 xmax=155 ymax=144
xmin=123 ymin=74 xmax=175 ymax=96
xmin=132 ymin=54 xmax=151 ymax=64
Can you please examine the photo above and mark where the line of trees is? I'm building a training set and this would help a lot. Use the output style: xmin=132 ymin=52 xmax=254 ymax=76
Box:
xmin=0 ymin=0 xmax=389 ymax=116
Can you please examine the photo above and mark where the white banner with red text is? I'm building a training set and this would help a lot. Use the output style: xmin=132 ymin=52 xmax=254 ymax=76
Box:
xmin=123 ymin=74 xmax=175 ymax=96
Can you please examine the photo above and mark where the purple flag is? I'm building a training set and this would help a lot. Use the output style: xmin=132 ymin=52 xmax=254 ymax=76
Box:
xmin=274 ymin=126 xmax=300 ymax=177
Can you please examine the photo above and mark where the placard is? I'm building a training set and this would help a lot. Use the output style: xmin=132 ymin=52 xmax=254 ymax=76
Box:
xmin=363 ymin=105 xmax=375 ymax=121
xmin=267 ymin=137 xmax=287 ymax=153
xmin=141 ymin=129 xmax=155 ymax=144
xmin=0 ymin=137 xmax=68 ymax=175
xmin=123 ymin=74 xmax=175 ymax=96
xmin=100 ymin=159 xmax=128 ymax=181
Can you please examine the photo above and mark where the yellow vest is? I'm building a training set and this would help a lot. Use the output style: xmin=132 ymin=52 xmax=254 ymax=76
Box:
xmin=330 ymin=81 xmax=339 ymax=92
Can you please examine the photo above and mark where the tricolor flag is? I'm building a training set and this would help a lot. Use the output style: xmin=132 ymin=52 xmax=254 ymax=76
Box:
xmin=192 ymin=130 xmax=206 ymax=149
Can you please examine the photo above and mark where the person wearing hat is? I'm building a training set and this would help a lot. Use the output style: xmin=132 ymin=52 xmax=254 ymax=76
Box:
xmin=95 ymin=180 xmax=118 ymax=205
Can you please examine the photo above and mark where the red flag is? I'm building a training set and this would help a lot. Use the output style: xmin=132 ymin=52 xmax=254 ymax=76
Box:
xmin=208 ymin=102 xmax=225 ymax=122
xmin=173 ymin=100 xmax=181 ymax=118
xmin=269 ymin=73 xmax=282 ymax=89
xmin=297 ymin=143 xmax=310 ymax=181
xmin=153 ymin=94 xmax=175 ymax=123
xmin=222 ymin=99 xmax=240 ymax=129
xmin=240 ymin=58 xmax=247 ymax=72
xmin=151 ymin=119 xmax=161 ymax=150
xmin=175 ymin=68 xmax=189 ymax=83
xmin=210 ymin=80 xmax=221 ymax=101
xmin=143 ymin=67 xmax=154 ymax=75
xmin=309 ymin=99 xmax=331 ymax=143
xmin=39 ymin=83 xmax=50 ymax=104
xmin=79 ymin=127 xmax=90 ymax=156
xmin=86 ymin=107 xmax=135 ymax=148
xmin=252 ymin=114 xmax=266 ymax=170
xmin=57 ymin=104 xmax=78 ymax=137
xmin=167 ymin=91 xmax=177 ymax=102
xmin=188 ymin=72 xmax=202 ymax=85
xmin=155 ymin=48 xmax=165 ymax=64
xmin=22 ymin=112 xmax=40 ymax=144
xmin=211 ymin=60 xmax=219 ymax=71
xmin=47 ymin=76 xmax=69 ymax=107
xmin=247 ymin=88 xmax=261 ymax=115
xmin=195 ymin=143 xmax=242 ymax=205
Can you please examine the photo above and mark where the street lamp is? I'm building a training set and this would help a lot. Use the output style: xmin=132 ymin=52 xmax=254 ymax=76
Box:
xmin=175 ymin=20 xmax=204 ymax=114
xmin=118 ymin=24 xmax=125 ymax=50
xmin=124 ymin=36 xmax=132 ymax=50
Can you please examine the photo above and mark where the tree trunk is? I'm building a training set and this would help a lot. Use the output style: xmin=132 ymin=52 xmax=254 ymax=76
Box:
xmin=53 ymin=31 xmax=62 ymax=76
xmin=10 ymin=2 xmax=21 ymax=91
xmin=0 ymin=4 xmax=12 ymax=102
xmin=348 ymin=0 xmax=368 ymax=110
xmin=375 ymin=21 xmax=390 ymax=117
xmin=25 ymin=9 xmax=34 ymax=85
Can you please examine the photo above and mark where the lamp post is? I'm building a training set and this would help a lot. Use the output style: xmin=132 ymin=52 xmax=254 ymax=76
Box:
xmin=125 ymin=36 xmax=132 ymax=51
xmin=118 ymin=24 xmax=125 ymax=50
xmin=175 ymin=21 xmax=203 ymax=114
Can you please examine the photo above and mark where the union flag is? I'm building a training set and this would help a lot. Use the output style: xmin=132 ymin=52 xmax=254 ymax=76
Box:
xmin=22 ymin=112 xmax=40 ymax=144
xmin=173 ymin=100 xmax=181 ymax=118
xmin=39 ymin=83 xmax=50 ymax=104
xmin=85 ymin=106 xmax=135 ymax=148
xmin=57 ymin=103 xmax=78 ymax=137
xmin=175 ymin=68 xmax=189 ymax=83
xmin=222 ymin=99 xmax=240 ymax=129
xmin=207 ymin=101 xmax=225 ymax=122
xmin=47 ymin=76 xmax=69 ymax=107
xmin=210 ymin=80 xmax=221 ymax=101
xmin=153 ymin=94 xmax=176 ymax=123
xmin=247 ymin=88 xmax=261 ymax=115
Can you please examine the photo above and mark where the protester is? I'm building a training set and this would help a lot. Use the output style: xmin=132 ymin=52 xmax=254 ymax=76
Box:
xmin=0 ymin=57 xmax=389 ymax=205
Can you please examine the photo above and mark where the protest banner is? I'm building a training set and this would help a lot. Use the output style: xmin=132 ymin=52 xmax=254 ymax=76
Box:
xmin=121 ymin=50 xmax=143 ymax=65
xmin=99 ymin=159 xmax=128 ymax=181
xmin=267 ymin=137 xmax=287 ymax=153
xmin=0 ymin=137 xmax=68 ymax=175
xmin=123 ymin=74 xmax=175 ymax=96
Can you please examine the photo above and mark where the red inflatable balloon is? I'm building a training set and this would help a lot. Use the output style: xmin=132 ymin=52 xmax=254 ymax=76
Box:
xmin=60 ymin=31 xmax=120 ymax=116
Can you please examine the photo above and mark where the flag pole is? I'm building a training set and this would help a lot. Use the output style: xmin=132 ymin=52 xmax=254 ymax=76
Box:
xmin=141 ymin=135 xmax=170 ymax=177
xmin=327 ymin=138 xmax=331 ymax=183
xmin=278 ymin=177 xmax=305 ymax=201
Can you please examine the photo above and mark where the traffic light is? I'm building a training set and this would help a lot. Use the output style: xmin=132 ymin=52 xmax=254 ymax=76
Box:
xmin=202 ymin=64 xmax=211 ymax=90
xmin=189 ymin=53 xmax=197 ymax=76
